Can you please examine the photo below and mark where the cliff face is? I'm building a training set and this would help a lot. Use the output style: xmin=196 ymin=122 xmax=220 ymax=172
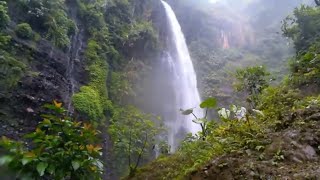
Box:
xmin=0 ymin=29 xmax=85 ymax=139
xmin=0 ymin=0 xmax=161 ymax=140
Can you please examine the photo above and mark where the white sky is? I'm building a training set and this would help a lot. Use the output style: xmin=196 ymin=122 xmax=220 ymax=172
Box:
xmin=210 ymin=0 xmax=256 ymax=3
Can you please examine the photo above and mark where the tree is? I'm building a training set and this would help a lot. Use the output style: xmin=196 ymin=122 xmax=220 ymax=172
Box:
xmin=282 ymin=5 xmax=320 ymax=52
xmin=109 ymin=106 xmax=163 ymax=177
xmin=315 ymin=0 xmax=320 ymax=6
xmin=235 ymin=66 xmax=270 ymax=108
xmin=282 ymin=5 xmax=320 ymax=86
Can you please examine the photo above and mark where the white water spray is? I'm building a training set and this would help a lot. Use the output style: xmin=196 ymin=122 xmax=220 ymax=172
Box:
xmin=161 ymin=0 xmax=203 ymax=151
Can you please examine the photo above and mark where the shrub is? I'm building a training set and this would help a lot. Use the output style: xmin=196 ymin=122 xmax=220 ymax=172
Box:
xmin=72 ymin=86 xmax=104 ymax=121
xmin=0 ymin=1 xmax=9 ymax=30
xmin=15 ymin=23 xmax=33 ymax=39
xmin=0 ymin=101 xmax=103 ymax=179
xmin=0 ymin=53 xmax=26 ymax=91
xmin=258 ymin=86 xmax=301 ymax=127
xmin=235 ymin=66 xmax=270 ymax=108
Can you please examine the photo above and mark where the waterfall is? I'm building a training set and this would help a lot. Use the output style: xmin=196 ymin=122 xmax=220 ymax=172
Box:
xmin=66 ymin=28 xmax=83 ymax=114
xmin=66 ymin=6 xmax=84 ymax=114
xmin=161 ymin=0 xmax=203 ymax=152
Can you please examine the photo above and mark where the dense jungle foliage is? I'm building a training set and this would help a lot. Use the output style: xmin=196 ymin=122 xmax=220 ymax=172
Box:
xmin=0 ymin=0 xmax=320 ymax=179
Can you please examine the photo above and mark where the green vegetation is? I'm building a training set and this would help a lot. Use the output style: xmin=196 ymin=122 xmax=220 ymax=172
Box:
xmin=0 ymin=1 xmax=27 ymax=92
xmin=0 ymin=101 xmax=103 ymax=179
xmin=72 ymin=37 xmax=111 ymax=122
xmin=109 ymin=72 xmax=132 ymax=103
xmin=71 ymin=1 xmax=160 ymax=178
xmin=77 ymin=0 xmax=105 ymax=34
xmin=0 ymin=1 xmax=9 ymax=30
xmin=131 ymin=3 xmax=320 ymax=179
xmin=2 ymin=0 xmax=320 ymax=179
xmin=109 ymin=106 xmax=163 ymax=177
xmin=283 ymin=5 xmax=320 ymax=86
xmin=235 ymin=66 xmax=270 ymax=108
xmin=0 ymin=1 xmax=10 ymax=48
xmin=12 ymin=0 xmax=75 ymax=48
xmin=258 ymin=86 xmax=301 ymax=127
xmin=180 ymin=98 xmax=218 ymax=140
xmin=132 ymin=98 xmax=267 ymax=179
xmin=0 ymin=52 xmax=26 ymax=91
xmin=15 ymin=23 xmax=33 ymax=39
xmin=282 ymin=5 xmax=320 ymax=52
xmin=72 ymin=86 xmax=104 ymax=121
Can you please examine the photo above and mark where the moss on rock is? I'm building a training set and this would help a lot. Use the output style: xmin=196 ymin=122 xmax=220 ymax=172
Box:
xmin=72 ymin=86 xmax=104 ymax=121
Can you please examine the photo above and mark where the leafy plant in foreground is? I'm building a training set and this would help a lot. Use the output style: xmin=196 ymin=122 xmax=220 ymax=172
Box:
xmin=180 ymin=98 xmax=218 ymax=140
xmin=0 ymin=101 xmax=103 ymax=179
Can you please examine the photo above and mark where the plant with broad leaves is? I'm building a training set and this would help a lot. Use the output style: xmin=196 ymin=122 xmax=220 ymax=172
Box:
xmin=180 ymin=98 xmax=218 ymax=140
xmin=0 ymin=100 xmax=103 ymax=179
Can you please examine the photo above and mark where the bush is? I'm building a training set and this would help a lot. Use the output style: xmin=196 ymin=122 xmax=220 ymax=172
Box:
xmin=72 ymin=86 xmax=104 ymax=121
xmin=0 ymin=101 xmax=103 ymax=179
xmin=15 ymin=23 xmax=33 ymax=39
xmin=235 ymin=66 xmax=270 ymax=108
xmin=258 ymin=86 xmax=301 ymax=127
xmin=0 ymin=52 xmax=26 ymax=91
xmin=0 ymin=1 xmax=9 ymax=30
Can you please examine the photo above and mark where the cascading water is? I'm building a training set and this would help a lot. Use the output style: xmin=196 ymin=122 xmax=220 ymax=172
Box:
xmin=66 ymin=7 xmax=84 ymax=114
xmin=66 ymin=27 xmax=83 ymax=113
xmin=161 ymin=0 xmax=203 ymax=151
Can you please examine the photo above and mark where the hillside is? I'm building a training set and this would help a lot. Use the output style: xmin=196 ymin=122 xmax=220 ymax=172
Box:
xmin=0 ymin=0 xmax=320 ymax=179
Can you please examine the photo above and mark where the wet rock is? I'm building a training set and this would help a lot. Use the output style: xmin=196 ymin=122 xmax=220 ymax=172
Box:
xmin=307 ymin=113 xmax=320 ymax=121
xmin=301 ymin=145 xmax=317 ymax=160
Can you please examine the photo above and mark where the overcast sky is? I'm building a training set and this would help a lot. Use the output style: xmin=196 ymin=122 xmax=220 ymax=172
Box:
xmin=210 ymin=0 xmax=257 ymax=3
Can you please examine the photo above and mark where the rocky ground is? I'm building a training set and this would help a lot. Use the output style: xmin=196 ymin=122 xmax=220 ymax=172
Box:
xmin=190 ymin=107 xmax=320 ymax=180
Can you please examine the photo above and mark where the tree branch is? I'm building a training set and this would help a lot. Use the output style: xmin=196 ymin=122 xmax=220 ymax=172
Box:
xmin=134 ymin=132 xmax=148 ymax=171
xmin=128 ymin=130 xmax=132 ymax=169
xmin=205 ymin=108 xmax=208 ymax=119
xmin=191 ymin=112 xmax=198 ymax=119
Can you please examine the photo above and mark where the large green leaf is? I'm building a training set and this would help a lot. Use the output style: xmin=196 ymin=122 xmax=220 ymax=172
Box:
xmin=37 ymin=162 xmax=48 ymax=176
xmin=192 ymin=118 xmax=207 ymax=124
xmin=200 ymin=98 xmax=217 ymax=109
xmin=180 ymin=108 xmax=194 ymax=115
xmin=21 ymin=157 xmax=33 ymax=165
xmin=72 ymin=160 xmax=81 ymax=171
xmin=0 ymin=155 xmax=13 ymax=165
